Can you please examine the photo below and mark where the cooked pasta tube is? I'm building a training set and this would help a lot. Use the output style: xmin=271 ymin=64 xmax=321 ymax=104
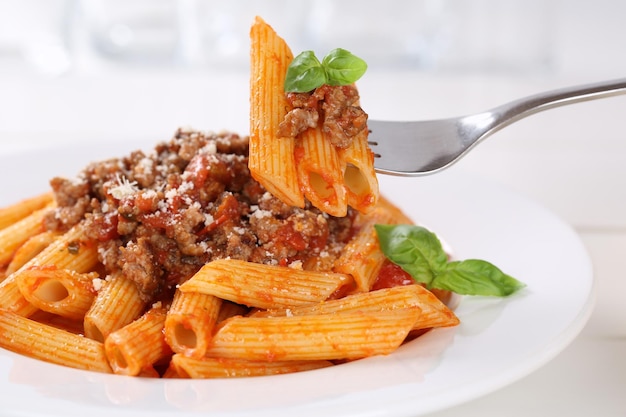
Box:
xmin=179 ymin=259 xmax=353 ymax=309
xmin=339 ymin=128 xmax=379 ymax=214
xmin=295 ymin=127 xmax=348 ymax=217
xmin=5 ymin=231 xmax=61 ymax=275
xmin=0 ymin=222 xmax=98 ymax=317
xmin=15 ymin=267 xmax=98 ymax=320
xmin=84 ymin=272 xmax=147 ymax=342
xmin=0 ymin=308 xmax=111 ymax=373
xmin=249 ymin=16 xmax=304 ymax=208
xmin=252 ymin=285 xmax=459 ymax=330
xmin=204 ymin=308 xmax=421 ymax=361
xmin=0 ymin=192 xmax=53 ymax=231
xmin=170 ymin=355 xmax=333 ymax=378
xmin=164 ymin=290 xmax=222 ymax=358
xmin=335 ymin=203 xmax=413 ymax=292
xmin=333 ymin=219 xmax=386 ymax=292
xmin=105 ymin=306 xmax=172 ymax=376
xmin=0 ymin=205 xmax=51 ymax=267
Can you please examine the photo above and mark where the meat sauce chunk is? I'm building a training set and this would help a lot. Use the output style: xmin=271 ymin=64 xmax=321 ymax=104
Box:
xmin=45 ymin=129 xmax=356 ymax=302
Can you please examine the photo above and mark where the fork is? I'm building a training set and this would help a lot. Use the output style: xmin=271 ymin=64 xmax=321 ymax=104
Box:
xmin=368 ymin=78 xmax=626 ymax=176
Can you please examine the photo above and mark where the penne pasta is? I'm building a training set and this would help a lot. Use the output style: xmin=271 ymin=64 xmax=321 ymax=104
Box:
xmin=252 ymin=285 xmax=459 ymax=330
xmin=335 ymin=202 xmax=414 ymax=292
xmin=0 ymin=205 xmax=52 ymax=267
xmin=295 ymin=127 xmax=348 ymax=217
xmin=105 ymin=306 xmax=172 ymax=376
xmin=164 ymin=290 xmax=222 ymax=358
xmin=179 ymin=259 xmax=353 ymax=309
xmin=339 ymin=128 xmax=379 ymax=214
xmin=0 ymin=222 xmax=98 ymax=317
xmin=5 ymin=231 xmax=61 ymax=275
xmin=249 ymin=16 xmax=304 ymax=208
xmin=205 ymin=308 xmax=421 ymax=361
xmin=84 ymin=272 xmax=147 ymax=342
xmin=170 ymin=354 xmax=333 ymax=379
xmin=333 ymin=219 xmax=386 ymax=292
xmin=15 ymin=267 xmax=98 ymax=320
xmin=0 ymin=192 xmax=53 ymax=231
xmin=0 ymin=308 xmax=111 ymax=373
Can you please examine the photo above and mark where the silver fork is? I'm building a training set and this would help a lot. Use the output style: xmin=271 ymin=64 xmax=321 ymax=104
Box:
xmin=368 ymin=78 xmax=626 ymax=176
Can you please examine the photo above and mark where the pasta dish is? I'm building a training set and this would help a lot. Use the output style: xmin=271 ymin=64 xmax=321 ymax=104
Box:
xmin=0 ymin=17 xmax=521 ymax=379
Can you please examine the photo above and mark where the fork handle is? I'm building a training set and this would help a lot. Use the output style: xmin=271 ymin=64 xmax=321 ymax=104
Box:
xmin=486 ymin=78 xmax=626 ymax=135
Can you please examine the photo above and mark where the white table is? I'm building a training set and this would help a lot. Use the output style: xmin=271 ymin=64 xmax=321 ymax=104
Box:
xmin=0 ymin=70 xmax=624 ymax=416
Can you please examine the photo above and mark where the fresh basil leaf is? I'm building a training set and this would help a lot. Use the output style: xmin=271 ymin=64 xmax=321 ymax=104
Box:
xmin=322 ymin=48 xmax=368 ymax=86
xmin=284 ymin=50 xmax=327 ymax=93
xmin=433 ymin=259 xmax=526 ymax=297
xmin=375 ymin=224 xmax=448 ymax=286
xmin=375 ymin=224 xmax=526 ymax=297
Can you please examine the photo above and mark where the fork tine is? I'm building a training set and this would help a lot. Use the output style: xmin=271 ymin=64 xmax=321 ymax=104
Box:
xmin=367 ymin=119 xmax=467 ymax=177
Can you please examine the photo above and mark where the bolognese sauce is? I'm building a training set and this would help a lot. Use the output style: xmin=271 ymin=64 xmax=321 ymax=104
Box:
xmin=44 ymin=129 xmax=357 ymax=303
xmin=278 ymin=84 xmax=368 ymax=149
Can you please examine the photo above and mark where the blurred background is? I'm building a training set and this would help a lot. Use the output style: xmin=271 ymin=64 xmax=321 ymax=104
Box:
xmin=1 ymin=0 xmax=624 ymax=76
xmin=0 ymin=1 xmax=625 ymax=415
xmin=1 ymin=0 xmax=625 ymax=135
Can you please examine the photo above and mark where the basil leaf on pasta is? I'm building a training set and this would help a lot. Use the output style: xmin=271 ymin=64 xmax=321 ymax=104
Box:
xmin=284 ymin=51 xmax=326 ymax=93
xmin=375 ymin=224 xmax=525 ymax=297
xmin=322 ymin=48 xmax=368 ymax=86
xmin=284 ymin=48 xmax=367 ymax=92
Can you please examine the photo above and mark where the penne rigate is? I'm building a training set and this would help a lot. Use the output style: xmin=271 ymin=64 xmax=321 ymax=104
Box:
xmin=84 ymin=272 xmax=147 ymax=342
xmin=0 ymin=222 xmax=98 ymax=317
xmin=179 ymin=259 xmax=353 ymax=309
xmin=295 ymin=127 xmax=348 ymax=218
xmin=5 ymin=231 xmax=61 ymax=275
xmin=339 ymin=128 xmax=379 ymax=213
xmin=164 ymin=290 xmax=222 ymax=358
xmin=170 ymin=355 xmax=333 ymax=379
xmin=0 ymin=205 xmax=52 ymax=268
xmin=333 ymin=219 xmax=387 ymax=292
xmin=249 ymin=16 xmax=304 ymax=208
xmin=251 ymin=285 xmax=459 ymax=330
xmin=0 ymin=308 xmax=111 ymax=373
xmin=105 ymin=306 xmax=172 ymax=376
xmin=15 ymin=267 xmax=98 ymax=320
xmin=0 ymin=193 xmax=53 ymax=231
xmin=205 ymin=308 xmax=421 ymax=361
xmin=249 ymin=17 xmax=378 ymax=216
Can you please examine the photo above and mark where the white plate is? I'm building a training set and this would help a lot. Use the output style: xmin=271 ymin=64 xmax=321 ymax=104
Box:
xmin=0 ymin=140 xmax=595 ymax=417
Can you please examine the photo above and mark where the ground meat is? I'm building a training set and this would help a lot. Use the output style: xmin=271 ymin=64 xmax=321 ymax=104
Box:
xmin=45 ymin=129 xmax=356 ymax=303
xmin=119 ymin=237 xmax=161 ymax=298
xmin=44 ymin=177 xmax=91 ymax=230
xmin=277 ymin=108 xmax=319 ymax=138
xmin=278 ymin=84 xmax=368 ymax=148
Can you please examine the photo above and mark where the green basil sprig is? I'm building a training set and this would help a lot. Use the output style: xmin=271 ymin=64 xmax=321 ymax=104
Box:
xmin=375 ymin=224 xmax=526 ymax=297
xmin=284 ymin=48 xmax=367 ymax=93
